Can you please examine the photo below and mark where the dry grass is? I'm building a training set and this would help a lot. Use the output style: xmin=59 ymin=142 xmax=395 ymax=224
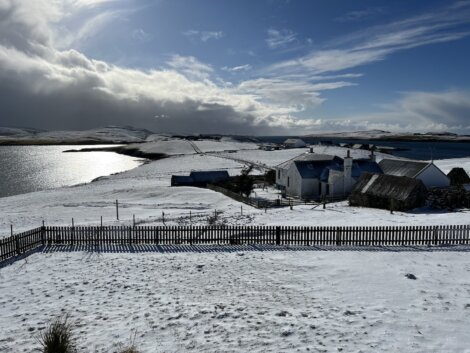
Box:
xmin=37 ymin=316 xmax=77 ymax=353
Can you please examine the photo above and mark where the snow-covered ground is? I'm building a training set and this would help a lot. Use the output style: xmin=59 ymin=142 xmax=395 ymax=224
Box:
xmin=1 ymin=250 xmax=470 ymax=353
xmin=0 ymin=144 xmax=469 ymax=238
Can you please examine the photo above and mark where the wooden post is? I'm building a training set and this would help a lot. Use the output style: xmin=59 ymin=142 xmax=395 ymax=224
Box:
xmin=162 ymin=211 xmax=165 ymax=225
xmin=323 ymin=197 xmax=326 ymax=209
xmin=72 ymin=218 xmax=74 ymax=227
xmin=133 ymin=214 xmax=135 ymax=227
xmin=10 ymin=224 xmax=13 ymax=237
xmin=116 ymin=200 xmax=119 ymax=221
xmin=390 ymin=199 xmax=394 ymax=214
xmin=276 ymin=226 xmax=281 ymax=245
xmin=41 ymin=220 xmax=45 ymax=246
xmin=189 ymin=211 xmax=192 ymax=223
xmin=241 ymin=205 xmax=243 ymax=216
xmin=100 ymin=216 xmax=103 ymax=227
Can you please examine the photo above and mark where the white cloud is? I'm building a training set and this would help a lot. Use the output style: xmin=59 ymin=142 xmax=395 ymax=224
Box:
xmin=265 ymin=28 xmax=297 ymax=49
xmin=222 ymin=64 xmax=252 ymax=72
xmin=317 ymin=91 xmax=470 ymax=133
xmin=268 ymin=2 xmax=470 ymax=75
xmin=183 ymin=30 xmax=224 ymax=42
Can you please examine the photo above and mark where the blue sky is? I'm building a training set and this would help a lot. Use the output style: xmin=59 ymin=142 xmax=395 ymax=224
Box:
xmin=1 ymin=0 xmax=470 ymax=134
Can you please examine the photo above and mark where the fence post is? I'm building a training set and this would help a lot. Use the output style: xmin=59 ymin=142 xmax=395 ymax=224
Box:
xmin=71 ymin=218 xmax=75 ymax=246
xmin=432 ymin=225 xmax=438 ymax=245
xmin=41 ymin=222 xmax=46 ymax=246
xmin=336 ymin=227 xmax=342 ymax=246
xmin=116 ymin=200 xmax=119 ymax=221
xmin=276 ymin=226 xmax=281 ymax=245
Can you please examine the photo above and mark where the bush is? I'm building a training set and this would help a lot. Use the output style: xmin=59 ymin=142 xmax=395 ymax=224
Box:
xmin=38 ymin=316 xmax=77 ymax=353
xmin=118 ymin=347 xmax=140 ymax=353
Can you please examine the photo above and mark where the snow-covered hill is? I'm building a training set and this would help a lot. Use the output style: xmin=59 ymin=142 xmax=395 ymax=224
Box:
xmin=0 ymin=126 xmax=153 ymax=144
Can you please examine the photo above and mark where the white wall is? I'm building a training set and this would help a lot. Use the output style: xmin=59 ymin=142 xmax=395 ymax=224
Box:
xmin=417 ymin=164 xmax=450 ymax=188
xmin=285 ymin=165 xmax=302 ymax=197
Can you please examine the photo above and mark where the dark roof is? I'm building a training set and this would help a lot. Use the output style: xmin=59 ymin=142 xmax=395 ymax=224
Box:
xmin=277 ymin=153 xmax=340 ymax=169
xmin=352 ymin=159 xmax=383 ymax=178
xmin=294 ymin=157 xmax=343 ymax=179
xmin=447 ymin=167 xmax=470 ymax=185
xmin=378 ymin=159 xmax=429 ymax=178
xmin=171 ymin=175 xmax=194 ymax=184
xmin=351 ymin=173 xmax=426 ymax=201
xmin=189 ymin=170 xmax=230 ymax=183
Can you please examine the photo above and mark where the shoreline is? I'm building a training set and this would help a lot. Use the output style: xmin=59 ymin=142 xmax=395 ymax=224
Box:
xmin=63 ymin=145 xmax=168 ymax=161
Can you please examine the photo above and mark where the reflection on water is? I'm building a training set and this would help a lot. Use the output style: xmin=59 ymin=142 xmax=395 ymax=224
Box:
xmin=0 ymin=145 xmax=143 ymax=198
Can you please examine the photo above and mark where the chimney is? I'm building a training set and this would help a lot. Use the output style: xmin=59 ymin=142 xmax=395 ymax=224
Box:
xmin=343 ymin=150 xmax=353 ymax=194
xmin=309 ymin=146 xmax=313 ymax=153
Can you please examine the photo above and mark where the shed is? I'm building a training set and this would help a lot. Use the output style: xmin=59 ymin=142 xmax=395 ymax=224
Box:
xmin=189 ymin=171 xmax=230 ymax=185
xmin=349 ymin=173 xmax=427 ymax=211
xmin=447 ymin=168 xmax=470 ymax=186
xmin=379 ymin=158 xmax=450 ymax=188
xmin=171 ymin=170 xmax=230 ymax=187
xmin=171 ymin=175 xmax=194 ymax=186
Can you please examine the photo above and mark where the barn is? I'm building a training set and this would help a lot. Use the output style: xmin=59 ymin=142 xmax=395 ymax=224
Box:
xmin=379 ymin=159 xmax=450 ymax=188
xmin=349 ymin=173 xmax=428 ymax=211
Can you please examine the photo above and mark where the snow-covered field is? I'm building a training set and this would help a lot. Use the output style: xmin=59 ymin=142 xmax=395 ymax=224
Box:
xmin=1 ymin=249 xmax=470 ymax=353
xmin=1 ymin=140 xmax=470 ymax=353
xmin=0 ymin=144 xmax=469 ymax=238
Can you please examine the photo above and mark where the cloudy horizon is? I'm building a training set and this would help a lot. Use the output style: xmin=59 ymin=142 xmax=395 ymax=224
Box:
xmin=1 ymin=0 xmax=470 ymax=135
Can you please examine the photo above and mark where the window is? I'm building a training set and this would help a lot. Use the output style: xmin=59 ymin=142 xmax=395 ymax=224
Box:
xmin=278 ymin=170 xmax=280 ymax=178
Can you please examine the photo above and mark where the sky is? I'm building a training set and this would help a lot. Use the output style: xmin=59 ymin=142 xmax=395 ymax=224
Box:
xmin=1 ymin=0 xmax=470 ymax=135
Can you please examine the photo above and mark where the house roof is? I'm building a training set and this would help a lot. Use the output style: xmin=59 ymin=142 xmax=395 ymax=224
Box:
xmin=351 ymin=173 xmax=426 ymax=201
xmin=295 ymin=158 xmax=343 ymax=179
xmin=378 ymin=159 xmax=429 ymax=178
xmin=447 ymin=167 xmax=470 ymax=185
xmin=352 ymin=159 xmax=383 ymax=178
xmin=276 ymin=153 xmax=339 ymax=170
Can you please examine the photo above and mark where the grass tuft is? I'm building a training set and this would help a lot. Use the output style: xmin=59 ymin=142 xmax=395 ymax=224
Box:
xmin=37 ymin=316 xmax=77 ymax=353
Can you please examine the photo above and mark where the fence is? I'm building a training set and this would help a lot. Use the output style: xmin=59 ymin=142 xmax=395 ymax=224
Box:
xmin=206 ymin=184 xmax=325 ymax=209
xmin=1 ymin=224 xmax=470 ymax=263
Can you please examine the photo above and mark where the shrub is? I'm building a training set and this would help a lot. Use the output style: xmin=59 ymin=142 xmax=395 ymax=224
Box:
xmin=119 ymin=347 xmax=140 ymax=353
xmin=37 ymin=316 xmax=77 ymax=353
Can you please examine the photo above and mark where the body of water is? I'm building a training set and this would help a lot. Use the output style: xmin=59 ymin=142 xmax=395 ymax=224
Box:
xmin=258 ymin=137 xmax=470 ymax=160
xmin=0 ymin=145 xmax=143 ymax=198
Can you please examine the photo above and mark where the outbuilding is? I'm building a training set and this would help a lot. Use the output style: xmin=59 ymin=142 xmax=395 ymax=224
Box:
xmin=349 ymin=173 xmax=427 ymax=211
xmin=171 ymin=170 xmax=230 ymax=187
xmin=379 ymin=158 xmax=450 ymax=188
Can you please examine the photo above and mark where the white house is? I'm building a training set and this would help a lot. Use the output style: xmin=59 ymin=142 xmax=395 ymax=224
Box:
xmin=283 ymin=138 xmax=307 ymax=149
xmin=378 ymin=159 xmax=450 ymax=188
xmin=275 ymin=151 xmax=382 ymax=200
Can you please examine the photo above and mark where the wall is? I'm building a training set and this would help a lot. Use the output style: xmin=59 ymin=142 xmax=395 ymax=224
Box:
xmin=285 ymin=165 xmax=302 ymax=197
xmin=417 ymin=164 xmax=450 ymax=188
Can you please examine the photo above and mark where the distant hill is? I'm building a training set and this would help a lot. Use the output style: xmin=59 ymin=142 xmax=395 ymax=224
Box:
xmin=0 ymin=126 xmax=155 ymax=145
xmin=304 ymin=130 xmax=470 ymax=142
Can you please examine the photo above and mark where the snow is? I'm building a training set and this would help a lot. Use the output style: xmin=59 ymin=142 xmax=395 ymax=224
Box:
xmin=1 ymin=250 xmax=470 ymax=352
xmin=0 ymin=126 xmax=152 ymax=144
xmin=0 ymin=143 xmax=468 ymax=239
xmin=1 ymin=139 xmax=470 ymax=353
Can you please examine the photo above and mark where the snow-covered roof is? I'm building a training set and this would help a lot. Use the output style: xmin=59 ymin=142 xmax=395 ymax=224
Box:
xmin=284 ymin=138 xmax=305 ymax=144
xmin=379 ymin=159 xmax=430 ymax=178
